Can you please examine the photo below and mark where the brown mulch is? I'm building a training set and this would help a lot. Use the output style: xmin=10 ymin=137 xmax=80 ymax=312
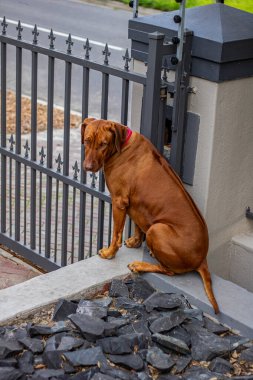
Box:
xmin=2 ymin=90 xmax=82 ymax=135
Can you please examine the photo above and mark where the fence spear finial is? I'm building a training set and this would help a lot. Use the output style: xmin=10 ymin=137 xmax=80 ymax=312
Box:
xmin=16 ymin=20 xmax=23 ymax=40
xmin=84 ymin=38 xmax=91 ymax=60
xmin=122 ymin=48 xmax=131 ymax=71
xmin=39 ymin=146 xmax=46 ymax=164
xmin=66 ymin=33 xmax=73 ymax=54
xmin=48 ymin=28 xmax=56 ymax=49
xmin=9 ymin=135 xmax=15 ymax=151
xmin=90 ymin=173 xmax=98 ymax=188
xmin=1 ymin=16 xmax=8 ymax=35
xmin=32 ymin=24 xmax=39 ymax=45
xmin=23 ymin=140 xmax=30 ymax=158
xmin=102 ymin=43 xmax=111 ymax=65
xmin=72 ymin=161 xmax=80 ymax=180
xmin=56 ymin=153 xmax=63 ymax=172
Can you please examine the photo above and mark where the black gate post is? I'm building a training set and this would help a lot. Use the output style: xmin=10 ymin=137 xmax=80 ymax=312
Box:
xmin=169 ymin=31 xmax=193 ymax=176
xmin=141 ymin=32 xmax=164 ymax=148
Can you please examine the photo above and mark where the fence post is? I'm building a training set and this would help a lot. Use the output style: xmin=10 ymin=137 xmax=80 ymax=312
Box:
xmin=1 ymin=41 xmax=7 ymax=233
xmin=169 ymin=31 xmax=193 ymax=176
xmin=141 ymin=32 xmax=164 ymax=148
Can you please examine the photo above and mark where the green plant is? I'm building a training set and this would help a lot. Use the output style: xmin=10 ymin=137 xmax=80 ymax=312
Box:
xmin=118 ymin=0 xmax=253 ymax=13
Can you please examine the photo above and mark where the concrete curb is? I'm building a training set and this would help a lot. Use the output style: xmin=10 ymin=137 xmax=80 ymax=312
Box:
xmin=1 ymin=244 xmax=253 ymax=339
xmin=0 ymin=246 xmax=142 ymax=325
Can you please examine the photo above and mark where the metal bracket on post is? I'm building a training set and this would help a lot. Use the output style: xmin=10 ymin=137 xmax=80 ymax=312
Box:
xmin=157 ymin=85 xmax=168 ymax=154
xmin=169 ymin=0 xmax=193 ymax=177
xmin=246 ymin=207 xmax=253 ymax=220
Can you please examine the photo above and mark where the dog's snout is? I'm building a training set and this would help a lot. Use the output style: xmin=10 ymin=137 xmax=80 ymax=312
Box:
xmin=84 ymin=163 xmax=93 ymax=172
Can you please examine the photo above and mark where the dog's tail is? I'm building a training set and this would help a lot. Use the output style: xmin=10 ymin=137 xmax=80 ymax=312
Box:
xmin=196 ymin=259 xmax=220 ymax=314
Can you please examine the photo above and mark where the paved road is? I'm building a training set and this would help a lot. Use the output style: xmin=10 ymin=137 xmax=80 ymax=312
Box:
xmin=0 ymin=0 xmax=135 ymax=119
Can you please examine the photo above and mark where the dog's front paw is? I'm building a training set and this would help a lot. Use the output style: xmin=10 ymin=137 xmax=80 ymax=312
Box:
xmin=124 ymin=236 xmax=142 ymax=248
xmin=128 ymin=261 xmax=143 ymax=272
xmin=98 ymin=247 xmax=116 ymax=260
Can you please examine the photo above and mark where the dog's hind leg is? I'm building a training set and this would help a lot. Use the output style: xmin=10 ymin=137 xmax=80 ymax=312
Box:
xmin=125 ymin=224 xmax=144 ymax=248
xmin=128 ymin=261 xmax=174 ymax=276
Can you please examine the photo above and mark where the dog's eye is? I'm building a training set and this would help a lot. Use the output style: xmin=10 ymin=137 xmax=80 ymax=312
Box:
xmin=84 ymin=139 xmax=90 ymax=145
xmin=100 ymin=141 xmax=108 ymax=147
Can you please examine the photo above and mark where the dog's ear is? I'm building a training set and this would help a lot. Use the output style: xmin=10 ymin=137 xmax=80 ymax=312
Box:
xmin=111 ymin=122 xmax=127 ymax=153
xmin=81 ymin=117 xmax=96 ymax=144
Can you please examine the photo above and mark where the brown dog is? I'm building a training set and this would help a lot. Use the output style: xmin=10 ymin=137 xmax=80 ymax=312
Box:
xmin=81 ymin=118 xmax=219 ymax=314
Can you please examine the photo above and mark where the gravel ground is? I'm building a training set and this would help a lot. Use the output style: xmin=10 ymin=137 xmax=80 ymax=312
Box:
xmin=1 ymin=90 xmax=82 ymax=135
xmin=1 ymin=277 xmax=253 ymax=379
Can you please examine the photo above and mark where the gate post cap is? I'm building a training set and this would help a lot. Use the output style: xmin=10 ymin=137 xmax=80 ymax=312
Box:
xmin=148 ymin=31 xmax=165 ymax=40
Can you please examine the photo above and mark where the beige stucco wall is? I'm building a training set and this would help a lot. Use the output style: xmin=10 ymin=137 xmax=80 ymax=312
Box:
xmin=186 ymin=76 xmax=253 ymax=277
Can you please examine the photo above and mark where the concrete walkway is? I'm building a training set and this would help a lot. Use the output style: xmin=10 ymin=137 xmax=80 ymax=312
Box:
xmin=0 ymin=248 xmax=41 ymax=290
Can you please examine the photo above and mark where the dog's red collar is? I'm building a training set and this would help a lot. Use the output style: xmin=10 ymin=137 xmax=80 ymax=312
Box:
xmin=122 ymin=127 xmax=132 ymax=148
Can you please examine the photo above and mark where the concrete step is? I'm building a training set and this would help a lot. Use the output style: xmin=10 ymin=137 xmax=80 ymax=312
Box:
xmin=230 ymin=233 xmax=253 ymax=292
xmin=142 ymin=247 xmax=253 ymax=338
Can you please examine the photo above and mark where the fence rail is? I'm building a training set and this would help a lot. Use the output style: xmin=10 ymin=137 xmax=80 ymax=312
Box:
xmin=0 ymin=16 xmax=184 ymax=271
xmin=0 ymin=18 xmax=147 ymax=270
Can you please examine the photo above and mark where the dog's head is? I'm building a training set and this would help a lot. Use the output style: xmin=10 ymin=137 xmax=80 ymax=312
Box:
xmin=81 ymin=118 xmax=127 ymax=172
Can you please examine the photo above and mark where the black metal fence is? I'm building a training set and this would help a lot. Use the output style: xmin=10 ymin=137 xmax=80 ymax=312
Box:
xmin=0 ymin=16 xmax=182 ymax=271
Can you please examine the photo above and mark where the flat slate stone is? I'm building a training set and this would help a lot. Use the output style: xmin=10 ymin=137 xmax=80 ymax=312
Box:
xmin=144 ymin=292 xmax=182 ymax=312
xmin=100 ymin=363 xmax=137 ymax=380
xmin=108 ymin=353 xmax=144 ymax=371
xmin=183 ymin=308 xmax=203 ymax=322
xmin=117 ymin=320 xmax=151 ymax=336
xmin=42 ymin=350 xmax=64 ymax=369
xmin=64 ymin=346 xmax=106 ymax=367
xmin=0 ymin=367 xmax=24 ymax=380
xmin=114 ymin=297 xmax=143 ymax=310
xmin=98 ymin=333 xmax=148 ymax=355
xmin=167 ymin=326 xmax=191 ymax=347
xmin=52 ymin=299 xmax=78 ymax=322
xmin=152 ymin=333 xmax=190 ymax=355
xmin=186 ymin=325 xmax=230 ymax=361
xmin=68 ymin=314 xmax=105 ymax=340
xmin=203 ymin=317 xmax=229 ymax=334
xmin=0 ymin=339 xmax=23 ymax=359
xmin=17 ymin=350 xmax=34 ymax=374
xmin=57 ymin=336 xmax=84 ymax=351
xmin=149 ymin=310 xmax=187 ymax=333
xmin=91 ymin=374 xmax=115 ymax=380
xmin=70 ymin=368 xmax=98 ymax=380
xmin=146 ymin=346 xmax=175 ymax=371
xmin=172 ymin=354 xmax=191 ymax=374
xmin=18 ymin=336 xmax=44 ymax=353
xmin=29 ymin=368 xmax=65 ymax=379
xmin=44 ymin=333 xmax=66 ymax=352
xmin=183 ymin=366 xmax=224 ymax=380
xmin=97 ymin=336 xmax=132 ymax=355
xmin=93 ymin=297 xmax=113 ymax=308
xmin=129 ymin=277 xmax=155 ymax=301
xmin=106 ymin=316 xmax=129 ymax=330
xmin=76 ymin=300 xmax=108 ymax=319
xmin=28 ymin=322 xmax=68 ymax=337
xmin=107 ymin=310 xmax=122 ymax=318
xmin=209 ymin=357 xmax=234 ymax=374
xmin=240 ymin=347 xmax=253 ymax=362
xmin=109 ymin=279 xmax=129 ymax=298
xmin=0 ymin=358 xmax=17 ymax=367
